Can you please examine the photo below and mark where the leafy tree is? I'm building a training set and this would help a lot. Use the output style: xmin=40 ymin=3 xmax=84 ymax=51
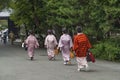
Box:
xmin=9 ymin=0 xmax=120 ymax=39
xmin=83 ymin=0 xmax=120 ymax=40
xmin=10 ymin=0 xmax=44 ymax=35
xmin=0 ymin=0 xmax=10 ymax=11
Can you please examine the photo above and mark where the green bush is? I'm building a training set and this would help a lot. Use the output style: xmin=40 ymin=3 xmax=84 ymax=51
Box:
xmin=91 ymin=38 xmax=120 ymax=61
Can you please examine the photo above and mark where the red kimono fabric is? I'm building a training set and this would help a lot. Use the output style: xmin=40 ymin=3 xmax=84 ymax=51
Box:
xmin=73 ymin=33 xmax=92 ymax=57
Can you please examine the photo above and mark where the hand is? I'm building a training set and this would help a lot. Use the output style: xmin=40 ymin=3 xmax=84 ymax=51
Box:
xmin=70 ymin=47 xmax=73 ymax=51
xmin=57 ymin=47 xmax=59 ymax=50
xmin=35 ymin=45 xmax=39 ymax=48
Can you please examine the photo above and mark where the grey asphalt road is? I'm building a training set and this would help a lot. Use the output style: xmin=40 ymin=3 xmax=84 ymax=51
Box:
xmin=0 ymin=43 xmax=120 ymax=80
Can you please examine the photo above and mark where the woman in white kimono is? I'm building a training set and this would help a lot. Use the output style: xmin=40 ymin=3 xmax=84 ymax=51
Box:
xmin=25 ymin=30 xmax=39 ymax=60
xmin=58 ymin=28 xmax=73 ymax=65
xmin=44 ymin=30 xmax=58 ymax=60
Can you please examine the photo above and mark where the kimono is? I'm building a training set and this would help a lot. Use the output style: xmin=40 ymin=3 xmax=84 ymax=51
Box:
xmin=25 ymin=35 xmax=39 ymax=59
xmin=73 ymin=33 xmax=92 ymax=71
xmin=58 ymin=34 xmax=73 ymax=64
xmin=44 ymin=34 xmax=58 ymax=60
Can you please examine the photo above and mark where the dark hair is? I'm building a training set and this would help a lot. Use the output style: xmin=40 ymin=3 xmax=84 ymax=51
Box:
xmin=29 ymin=30 xmax=34 ymax=35
xmin=76 ymin=26 xmax=82 ymax=33
xmin=47 ymin=29 xmax=52 ymax=34
xmin=62 ymin=28 xmax=67 ymax=33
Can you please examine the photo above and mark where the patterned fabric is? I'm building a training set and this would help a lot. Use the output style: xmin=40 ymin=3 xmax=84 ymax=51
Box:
xmin=73 ymin=33 xmax=92 ymax=57
xmin=44 ymin=34 xmax=58 ymax=58
xmin=25 ymin=35 xmax=39 ymax=57
xmin=73 ymin=33 xmax=92 ymax=70
xmin=58 ymin=34 xmax=73 ymax=61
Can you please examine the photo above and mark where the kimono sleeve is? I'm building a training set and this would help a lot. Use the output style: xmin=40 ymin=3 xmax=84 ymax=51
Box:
xmin=25 ymin=36 xmax=29 ymax=44
xmin=85 ymin=35 xmax=92 ymax=49
xmin=53 ymin=36 xmax=58 ymax=46
xmin=44 ymin=36 xmax=48 ymax=46
xmin=35 ymin=37 xmax=39 ymax=47
xmin=69 ymin=35 xmax=73 ymax=48
xmin=87 ymin=38 xmax=92 ymax=49
xmin=58 ymin=36 xmax=63 ymax=48
xmin=73 ymin=36 xmax=79 ymax=51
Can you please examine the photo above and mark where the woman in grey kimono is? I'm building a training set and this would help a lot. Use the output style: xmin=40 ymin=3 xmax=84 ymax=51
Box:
xmin=25 ymin=30 xmax=39 ymax=60
xmin=44 ymin=29 xmax=58 ymax=60
xmin=58 ymin=28 xmax=73 ymax=65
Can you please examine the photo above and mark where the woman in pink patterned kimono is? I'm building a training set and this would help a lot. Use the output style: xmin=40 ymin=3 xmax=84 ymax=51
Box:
xmin=25 ymin=30 xmax=39 ymax=60
xmin=44 ymin=30 xmax=57 ymax=60
xmin=44 ymin=29 xmax=58 ymax=60
xmin=58 ymin=28 xmax=73 ymax=65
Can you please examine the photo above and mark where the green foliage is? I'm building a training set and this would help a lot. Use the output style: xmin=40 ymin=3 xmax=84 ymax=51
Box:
xmin=0 ymin=0 xmax=120 ymax=61
xmin=8 ymin=0 xmax=120 ymax=38
xmin=0 ymin=0 xmax=10 ymax=10
xmin=83 ymin=0 xmax=120 ymax=39
xmin=92 ymin=38 xmax=120 ymax=61
xmin=43 ymin=0 xmax=80 ymax=27
xmin=10 ymin=0 xmax=44 ymax=32
xmin=0 ymin=20 xmax=8 ymax=30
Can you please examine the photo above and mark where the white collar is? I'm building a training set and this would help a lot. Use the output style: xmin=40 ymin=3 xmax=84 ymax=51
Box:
xmin=77 ymin=33 xmax=83 ymax=35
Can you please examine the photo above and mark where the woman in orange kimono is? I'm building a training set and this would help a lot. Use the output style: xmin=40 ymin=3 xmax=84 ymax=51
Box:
xmin=73 ymin=27 xmax=92 ymax=71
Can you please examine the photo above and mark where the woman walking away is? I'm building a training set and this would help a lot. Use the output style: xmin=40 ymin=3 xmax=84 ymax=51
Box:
xmin=44 ymin=29 xmax=58 ymax=60
xmin=73 ymin=26 xmax=92 ymax=71
xmin=9 ymin=31 xmax=15 ymax=45
xmin=25 ymin=30 xmax=39 ymax=60
xmin=3 ymin=32 xmax=7 ymax=45
xmin=58 ymin=28 xmax=73 ymax=65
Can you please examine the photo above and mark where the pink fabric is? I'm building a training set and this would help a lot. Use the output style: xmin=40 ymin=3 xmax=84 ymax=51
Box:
xmin=58 ymin=34 xmax=73 ymax=61
xmin=25 ymin=35 xmax=39 ymax=57
xmin=44 ymin=34 xmax=57 ymax=57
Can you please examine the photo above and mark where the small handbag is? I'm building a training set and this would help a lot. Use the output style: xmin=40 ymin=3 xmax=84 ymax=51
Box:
xmin=22 ymin=42 xmax=27 ymax=51
xmin=86 ymin=51 xmax=95 ymax=63
xmin=22 ymin=42 xmax=25 ymax=48
xmin=54 ymin=48 xmax=59 ymax=55
xmin=70 ymin=51 xmax=75 ymax=59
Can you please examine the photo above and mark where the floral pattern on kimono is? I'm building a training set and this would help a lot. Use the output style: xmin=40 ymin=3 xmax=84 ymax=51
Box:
xmin=44 ymin=34 xmax=57 ymax=57
xmin=58 ymin=34 xmax=73 ymax=61
xmin=25 ymin=35 xmax=39 ymax=57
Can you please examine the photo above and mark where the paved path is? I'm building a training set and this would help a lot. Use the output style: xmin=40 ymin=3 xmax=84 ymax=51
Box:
xmin=0 ymin=43 xmax=120 ymax=80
